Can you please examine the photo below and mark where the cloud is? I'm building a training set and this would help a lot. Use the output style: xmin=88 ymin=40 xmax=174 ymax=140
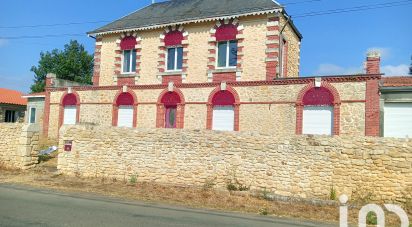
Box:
xmin=381 ymin=64 xmax=409 ymax=76
xmin=367 ymin=47 xmax=391 ymax=59
xmin=314 ymin=63 xmax=363 ymax=76
xmin=0 ymin=39 xmax=8 ymax=47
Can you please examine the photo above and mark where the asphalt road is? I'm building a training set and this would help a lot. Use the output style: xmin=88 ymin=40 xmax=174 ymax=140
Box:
xmin=0 ymin=184 xmax=335 ymax=227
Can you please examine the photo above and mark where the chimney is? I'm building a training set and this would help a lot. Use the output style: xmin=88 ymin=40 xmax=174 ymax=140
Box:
xmin=365 ymin=51 xmax=381 ymax=74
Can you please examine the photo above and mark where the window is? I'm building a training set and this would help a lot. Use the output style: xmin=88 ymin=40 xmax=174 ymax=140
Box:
xmin=29 ymin=107 xmax=36 ymax=124
xmin=166 ymin=47 xmax=183 ymax=71
xmin=114 ymin=92 xmax=135 ymax=128
xmin=5 ymin=110 xmax=16 ymax=122
xmin=122 ymin=49 xmax=137 ymax=73
xmin=211 ymin=91 xmax=236 ymax=131
xmin=280 ymin=38 xmax=288 ymax=77
xmin=217 ymin=40 xmax=237 ymax=68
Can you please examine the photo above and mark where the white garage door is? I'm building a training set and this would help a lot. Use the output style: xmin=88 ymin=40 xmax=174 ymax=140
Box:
xmin=384 ymin=103 xmax=412 ymax=138
xmin=303 ymin=106 xmax=333 ymax=135
xmin=212 ymin=106 xmax=234 ymax=131
xmin=118 ymin=106 xmax=134 ymax=128
xmin=63 ymin=106 xmax=76 ymax=125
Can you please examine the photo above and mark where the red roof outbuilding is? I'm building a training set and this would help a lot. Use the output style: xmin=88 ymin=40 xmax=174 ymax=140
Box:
xmin=0 ymin=88 xmax=28 ymax=106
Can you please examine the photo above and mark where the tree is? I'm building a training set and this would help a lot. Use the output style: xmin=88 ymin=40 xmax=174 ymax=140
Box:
xmin=409 ymin=55 xmax=412 ymax=75
xmin=30 ymin=40 xmax=94 ymax=93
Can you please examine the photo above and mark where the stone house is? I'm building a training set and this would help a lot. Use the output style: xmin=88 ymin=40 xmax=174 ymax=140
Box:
xmin=43 ymin=0 xmax=382 ymax=138
xmin=22 ymin=92 xmax=46 ymax=127
xmin=0 ymin=88 xmax=27 ymax=123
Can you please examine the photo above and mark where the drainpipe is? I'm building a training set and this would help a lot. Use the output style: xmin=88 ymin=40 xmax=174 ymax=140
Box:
xmin=278 ymin=14 xmax=291 ymax=78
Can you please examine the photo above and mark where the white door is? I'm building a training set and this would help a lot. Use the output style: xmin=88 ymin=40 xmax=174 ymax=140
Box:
xmin=63 ymin=106 xmax=77 ymax=125
xmin=118 ymin=106 xmax=134 ymax=128
xmin=212 ymin=106 xmax=235 ymax=131
xmin=384 ymin=103 xmax=412 ymax=138
xmin=303 ymin=106 xmax=333 ymax=135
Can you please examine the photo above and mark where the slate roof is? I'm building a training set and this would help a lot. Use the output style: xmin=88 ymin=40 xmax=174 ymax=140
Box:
xmin=0 ymin=88 xmax=27 ymax=106
xmin=89 ymin=0 xmax=284 ymax=35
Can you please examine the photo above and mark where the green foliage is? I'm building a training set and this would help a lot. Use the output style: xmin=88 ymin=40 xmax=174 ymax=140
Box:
xmin=38 ymin=154 xmax=52 ymax=163
xmin=30 ymin=40 xmax=93 ymax=93
xmin=202 ymin=177 xmax=216 ymax=191
xmin=366 ymin=212 xmax=377 ymax=225
xmin=329 ymin=185 xmax=337 ymax=200
xmin=259 ymin=207 xmax=269 ymax=216
xmin=129 ymin=174 xmax=138 ymax=184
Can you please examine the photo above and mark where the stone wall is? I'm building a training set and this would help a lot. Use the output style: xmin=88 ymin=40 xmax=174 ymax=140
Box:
xmin=0 ymin=123 xmax=39 ymax=169
xmin=58 ymin=125 xmax=412 ymax=202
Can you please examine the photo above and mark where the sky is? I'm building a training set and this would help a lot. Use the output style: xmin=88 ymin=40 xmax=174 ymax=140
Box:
xmin=0 ymin=0 xmax=411 ymax=93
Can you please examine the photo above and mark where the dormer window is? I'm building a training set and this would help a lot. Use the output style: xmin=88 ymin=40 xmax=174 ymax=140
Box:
xmin=215 ymin=24 xmax=238 ymax=69
xmin=120 ymin=36 xmax=137 ymax=74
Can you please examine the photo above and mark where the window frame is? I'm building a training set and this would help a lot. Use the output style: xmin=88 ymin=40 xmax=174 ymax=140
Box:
xmin=216 ymin=40 xmax=238 ymax=69
xmin=165 ymin=46 xmax=183 ymax=72
xmin=121 ymin=49 xmax=137 ymax=74
xmin=29 ymin=107 xmax=36 ymax=124
xmin=5 ymin=110 xmax=16 ymax=123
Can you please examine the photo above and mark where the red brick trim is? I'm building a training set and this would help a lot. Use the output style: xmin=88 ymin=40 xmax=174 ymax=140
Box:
xmin=266 ymin=16 xmax=280 ymax=80
xmin=157 ymin=25 xmax=189 ymax=82
xmin=43 ymin=90 xmax=51 ymax=136
xmin=206 ymin=85 xmax=240 ymax=131
xmin=295 ymin=81 xmax=341 ymax=135
xmin=114 ymin=33 xmax=141 ymax=85
xmin=92 ymin=37 xmax=102 ymax=86
xmin=47 ymin=75 xmax=382 ymax=92
xmin=112 ymin=88 xmax=138 ymax=128
xmin=365 ymin=79 xmax=380 ymax=136
xmin=207 ymin=19 xmax=244 ymax=82
xmin=156 ymin=87 xmax=185 ymax=129
xmin=58 ymin=90 xmax=81 ymax=129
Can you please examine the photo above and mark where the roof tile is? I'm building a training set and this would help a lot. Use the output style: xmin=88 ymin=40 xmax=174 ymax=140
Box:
xmin=0 ymin=88 xmax=27 ymax=105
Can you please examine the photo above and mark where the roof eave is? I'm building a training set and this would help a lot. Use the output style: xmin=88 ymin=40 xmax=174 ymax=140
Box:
xmin=88 ymin=8 xmax=283 ymax=37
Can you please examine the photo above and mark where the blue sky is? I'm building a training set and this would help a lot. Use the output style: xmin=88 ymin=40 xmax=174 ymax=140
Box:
xmin=0 ymin=0 xmax=411 ymax=93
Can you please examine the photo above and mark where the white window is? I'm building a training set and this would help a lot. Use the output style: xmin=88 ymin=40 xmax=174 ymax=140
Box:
xmin=63 ymin=106 xmax=76 ymax=125
xmin=117 ymin=106 xmax=134 ymax=128
xmin=384 ymin=103 xmax=412 ymax=138
xmin=217 ymin=40 xmax=238 ymax=68
xmin=122 ymin=49 xmax=137 ymax=73
xmin=166 ymin=47 xmax=183 ymax=71
xmin=303 ymin=106 xmax=333 ymax=135
xmin=29 ymin=107 xmax=36 ymax=124
xmin=212 ymin=106 xmax=235 ymax=131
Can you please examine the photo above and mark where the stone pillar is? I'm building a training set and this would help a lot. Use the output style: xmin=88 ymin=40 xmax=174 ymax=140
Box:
xmin=17 ymin=124 xmax=40 ymax=169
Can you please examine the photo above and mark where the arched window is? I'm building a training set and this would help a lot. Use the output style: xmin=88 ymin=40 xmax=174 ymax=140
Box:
xmin=61 ymin=93 xmax=79 ymax=126
xmin=164 ymin=30 xmax=184 ymax=71
xmin=210 ymin=90 xmax=236 ymax=131
xmin=302 ymin=87 xmax=335 ymax=135
xmin=120 ymin=36 xmax=137 ymax=74
xmin=215 ymin=24 xmax=238 ymax=68
xmin=114 ymin=92 xmax=136 ymax=128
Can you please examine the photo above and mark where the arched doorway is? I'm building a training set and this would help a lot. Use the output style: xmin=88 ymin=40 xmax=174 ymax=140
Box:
xmin=207 ymin=86 xmax=240 ymax=131
xmin=157 ymin=89 xmax=185 ymax=129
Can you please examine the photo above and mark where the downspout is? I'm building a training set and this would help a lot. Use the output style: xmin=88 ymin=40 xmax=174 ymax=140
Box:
xmin=278 ymin=14 xmax=291 ymax=78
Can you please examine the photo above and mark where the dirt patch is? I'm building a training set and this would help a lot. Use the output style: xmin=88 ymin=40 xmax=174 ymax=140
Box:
xmin=0 ymin=158 xmax=409 ymax=227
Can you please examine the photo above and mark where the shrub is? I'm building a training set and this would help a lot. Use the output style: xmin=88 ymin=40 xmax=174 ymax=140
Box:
xmin=366 ymin=212 xmax=377 ymax=225
xmin=330 ymin=185 xmax=337 ymax=200
xmin=129 ymin=174 xmax=138 ymax=184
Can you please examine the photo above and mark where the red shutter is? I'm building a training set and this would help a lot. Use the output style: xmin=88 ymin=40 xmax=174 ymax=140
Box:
xmin=62 ymin=94 xmax=77 ymax=106
xmin=120 ymin=36 xmax=137 ymax=50
xmin=303 ymin=87 xmax=334 ymax=106
xmin=215 ymin=24 xmax=237 ymax=41
xmin=212 ymin=91 xmax=235 ymax=106
xmin=164 ymin=31 xmax=184 ymax=46
xmin=116 ymin=93 xmax=134 ymax=106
